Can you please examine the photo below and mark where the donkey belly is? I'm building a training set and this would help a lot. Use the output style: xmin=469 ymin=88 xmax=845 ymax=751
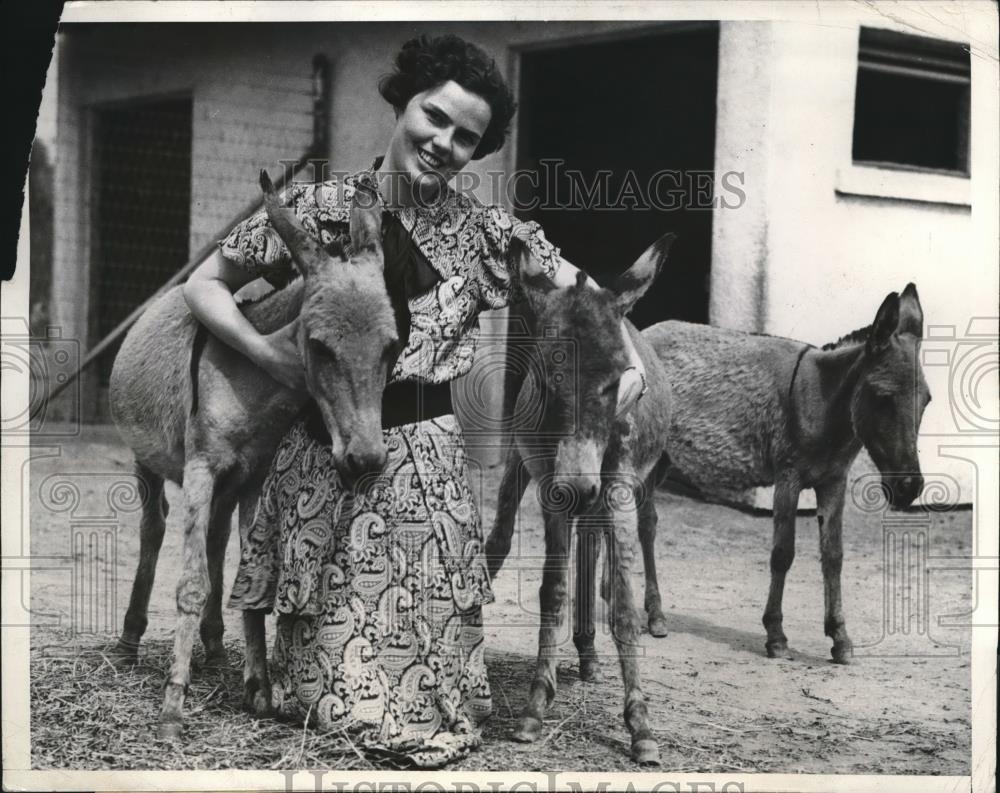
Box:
xmin=664 ymin=420 xmax=774 ymax=492
xmin=109 ymin=286 xmax=195 ymax=484
xmin=645 ymin=321 xmax=789 ymax=493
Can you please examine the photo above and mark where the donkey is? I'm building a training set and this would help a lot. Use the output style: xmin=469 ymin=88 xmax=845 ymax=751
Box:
xmin=108 ymin=172 xmax=399 ymax=738
xmin=485 ymin=232 xmax=675 ymax=765
xmin=637 ymin=284 xmax=929 ymax=664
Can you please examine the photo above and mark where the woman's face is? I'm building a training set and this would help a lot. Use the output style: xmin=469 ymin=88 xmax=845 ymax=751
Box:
xmin=384 ymin=80 xmax=492 ymax=199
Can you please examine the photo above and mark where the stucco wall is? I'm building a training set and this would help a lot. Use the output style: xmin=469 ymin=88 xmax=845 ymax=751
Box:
xmin=712 ymin=20 xmax=995 ymax=507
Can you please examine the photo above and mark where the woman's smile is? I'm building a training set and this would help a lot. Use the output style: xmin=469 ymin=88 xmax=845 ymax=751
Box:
xmin=417 ymin=148 xmax=445 ymax=170
xmin=382 ymin=79 xmax=492 ymax=205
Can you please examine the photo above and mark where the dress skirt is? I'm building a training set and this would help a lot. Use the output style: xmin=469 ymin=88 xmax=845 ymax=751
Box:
xmin=228 ymin=414 xmax=494 ymax=768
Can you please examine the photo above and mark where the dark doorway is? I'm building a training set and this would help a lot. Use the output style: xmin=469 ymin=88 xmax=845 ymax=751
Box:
xmin=515 ymin=26 xmax=718 ymax=328
xmin=502 ymin=27 xmax=719 ymax=425
xmin=91 ymin=97 xmax=193 ymax=384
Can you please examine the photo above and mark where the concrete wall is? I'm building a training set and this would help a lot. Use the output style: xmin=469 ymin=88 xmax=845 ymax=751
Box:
xmin=712 ymin=19 xmax=993 ymax=507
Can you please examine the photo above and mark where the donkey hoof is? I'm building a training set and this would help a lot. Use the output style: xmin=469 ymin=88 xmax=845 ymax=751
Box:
xmin=202 ymin=651 xmax=229 ymax=670
xmin=243 ymin=680 xmax=273 ymax=716
xmin=579 ymin=659 xmax=603 ymax=682
xmin=512 ymin=716 xmax=543 ymax=743
xmin=831 ymin=641 xmax=853 ymax=665
xmin=765 ymin=641 xmax=792 ymax=659
xmin=156 ymin=721 xmax=184 ymax=741
xmin=631 ymin=738 xmax=661 ymax=765
xmin=647 ymin=614 xmax=669 ymax=638
xmin=109 ymin=643 xmax=139 ymax=667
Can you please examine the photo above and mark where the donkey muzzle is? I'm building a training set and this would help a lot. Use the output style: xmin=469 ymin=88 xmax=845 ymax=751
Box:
xmin=341 ymin=439 xmax=388 ymax=487
xmin=553 ymin=439 xmax=603 ymax=515
xmin=885 ymin=473 xmax=924 ymax=509
xmin=549 ymin=474 xmax=601 ymax=516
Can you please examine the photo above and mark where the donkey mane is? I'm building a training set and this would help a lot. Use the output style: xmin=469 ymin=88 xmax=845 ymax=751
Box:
xmin=821 ymin=324 xmax=871 ymax=351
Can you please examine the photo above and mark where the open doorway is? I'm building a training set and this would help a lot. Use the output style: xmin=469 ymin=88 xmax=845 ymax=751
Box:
xmin=515 ymin=25 xmax=719 ymax=328
xmin=503 ymin=27 xmax=719 ymax=423
xmin=90 ymin=96 xmax=193 ymax=387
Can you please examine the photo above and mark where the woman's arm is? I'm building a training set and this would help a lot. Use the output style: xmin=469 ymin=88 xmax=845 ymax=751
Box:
xmin=183 ymin=249 xmax=306 ymax=391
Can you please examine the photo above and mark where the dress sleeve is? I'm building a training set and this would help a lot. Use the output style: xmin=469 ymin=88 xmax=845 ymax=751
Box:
xmin=218 ymin=179 xmax=349 ymax=287
xmin=478 ymin=204 xmax=564 ymax=310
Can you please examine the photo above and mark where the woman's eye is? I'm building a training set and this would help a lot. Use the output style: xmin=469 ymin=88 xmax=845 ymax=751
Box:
xmin=425 ymin=108 xmax=445 ymax=125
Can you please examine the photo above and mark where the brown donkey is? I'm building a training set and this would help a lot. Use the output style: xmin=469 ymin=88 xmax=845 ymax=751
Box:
xmin=485 ymin=233 xmax=675 ymax=764
xmin=109 ymin=172 xmax=399 ymax=738
xmin=639 ymin=284 xmax=929 ymax=663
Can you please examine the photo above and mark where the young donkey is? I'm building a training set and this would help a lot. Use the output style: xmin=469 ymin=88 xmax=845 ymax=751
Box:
xmin=109 ymin=173 xmax=399 ymax=738
xmin=486 ymin=233 xmax=675 ymax=765
xmin=639 ymin=284 xmax=929 ymax=663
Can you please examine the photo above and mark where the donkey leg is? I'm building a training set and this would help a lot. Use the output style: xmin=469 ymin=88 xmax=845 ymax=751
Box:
xmin=816 ymin=476 xmax=852 ymax=664
xmin=637 ymin=478 xmax=668 ymax=638
xmin=573 ymin=515 xmax=604 ymax=682
xmin=485 ymin=444 xmax=530 ymax=580
xmin=512 ymin=508 xmax=570 ymax=744
xmin=158 ymin=458 xmax=215 ymax=739
xmin=242 ymin=610 xmax=271 ymax=715
xmin=604 ymin=489 xmax=660 ymax=765
xmin=763 ymin=478 xmax=800 ymax=659
xmin=198 ymin=495 xmax=236 ymax=668
xmin=114 ymin=464 xmax=168 ymax=664
xmin=237 ymin=483 xmax=272 ymax=715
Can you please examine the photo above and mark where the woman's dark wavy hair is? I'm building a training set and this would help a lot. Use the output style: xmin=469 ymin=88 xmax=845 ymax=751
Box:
xmin=378 ymin=34 xmax=516 ymax=160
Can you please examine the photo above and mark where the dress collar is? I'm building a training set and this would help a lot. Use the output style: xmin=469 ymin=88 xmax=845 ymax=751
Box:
xmin=363 ymin=156 xmax=462 ymax=217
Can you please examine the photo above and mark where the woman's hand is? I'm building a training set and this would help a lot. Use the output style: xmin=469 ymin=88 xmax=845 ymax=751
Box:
xmin=184 ymin=250 xmax=307 ymax=392
xmin=257 ymin=319 xmax=307 ymax=392
xmin=616 ymin=321 xmax=647 ymax=417
xmin=616 ymin=364 xmax=648 ymax=418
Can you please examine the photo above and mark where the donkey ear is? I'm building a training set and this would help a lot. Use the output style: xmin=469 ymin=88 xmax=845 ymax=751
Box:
xmin=512 ymin=234 xmax=556 ymax=297
xmin=897 ymin=282 xmax=924 ymax=338
xmin=612 ymin=232 xmax=675 ymax=316
xmin=349 ymin=183 xmax=383 ymax=254
xmin=868 ymin=291 xmax=900 ymax=354
xmin=260 ymin=169 xmax=326 ymax=277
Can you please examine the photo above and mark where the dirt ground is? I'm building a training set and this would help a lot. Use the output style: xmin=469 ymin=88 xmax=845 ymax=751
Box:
xmin=27 ymin=427 xmax=972 ymax=774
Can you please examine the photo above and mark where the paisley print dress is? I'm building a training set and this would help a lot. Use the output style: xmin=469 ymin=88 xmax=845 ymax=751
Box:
xmin=222 ymin=161 xmax=561 ymax=768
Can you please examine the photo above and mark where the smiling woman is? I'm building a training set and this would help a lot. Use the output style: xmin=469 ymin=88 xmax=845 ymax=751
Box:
xmin=179 ymin=33 xmax=647 ymax=769
xmin=379 ymin=81 xmax=492 ymax=206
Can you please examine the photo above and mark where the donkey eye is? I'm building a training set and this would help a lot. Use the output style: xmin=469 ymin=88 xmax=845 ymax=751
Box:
xmin=309 ymin=339 xmax=336 ymax=361
xmin=873 ymin=394 xmax=896 ymax=410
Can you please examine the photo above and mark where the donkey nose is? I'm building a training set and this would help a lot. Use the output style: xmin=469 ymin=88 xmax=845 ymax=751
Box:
xmin=902 ymin=474 xmax=924 ymax=501
xmin=889 ymin=474 xmax=924 ymax=508
xmin=569 ymin=479 xmax=601 ymax=516
xmin=345 ymin=445 xmax=387 ymax=481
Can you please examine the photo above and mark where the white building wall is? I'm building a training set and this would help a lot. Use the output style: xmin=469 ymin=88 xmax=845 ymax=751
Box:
xmin=712 ymin=18 xmax=996 ymax=508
